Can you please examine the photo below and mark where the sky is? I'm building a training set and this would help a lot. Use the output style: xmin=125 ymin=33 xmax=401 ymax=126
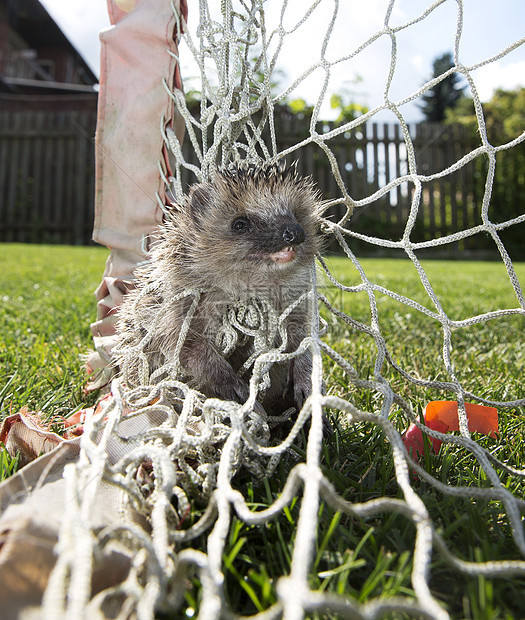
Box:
xmin=40 ymin=0 xmax=525 ymax=122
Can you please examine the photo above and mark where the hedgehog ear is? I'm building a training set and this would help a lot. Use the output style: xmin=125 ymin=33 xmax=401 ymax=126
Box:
xmin=188 ymin=183 xmax=213 ymax=224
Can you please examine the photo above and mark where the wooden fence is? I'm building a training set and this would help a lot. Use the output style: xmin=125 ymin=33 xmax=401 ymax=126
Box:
xmin=1 ymin=109 xmax=523 ymax=257
xmin=0 ymin=109 xmax=97 ymax=245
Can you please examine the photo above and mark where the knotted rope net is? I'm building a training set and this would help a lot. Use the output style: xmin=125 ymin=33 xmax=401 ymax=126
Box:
xmin=43 ymin=1 xmax=525 ymax=618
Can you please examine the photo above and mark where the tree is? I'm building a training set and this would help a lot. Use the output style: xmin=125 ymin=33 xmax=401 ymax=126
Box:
xmin=445 ymin=87 xmax=525 ymax=144
xmin=419 ymin=52 xmax=464 ymax=123
xmin=329 ymin=77 xmax=369 ymax=125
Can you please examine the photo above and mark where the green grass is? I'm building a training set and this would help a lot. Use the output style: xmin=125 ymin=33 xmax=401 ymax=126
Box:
xmin=1 ymin=244 xmax=525 ymax=619
xmin=320 ymin=256 xmax=525 ymax=417
xmin=0 ymin=243 xmax=108 ymax=422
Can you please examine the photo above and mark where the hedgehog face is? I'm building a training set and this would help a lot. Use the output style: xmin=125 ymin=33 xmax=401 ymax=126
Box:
xmin=177 ymin=162 xmax=322 ymax=291
xmin=230 ymin=210 xmax=307 ymax=262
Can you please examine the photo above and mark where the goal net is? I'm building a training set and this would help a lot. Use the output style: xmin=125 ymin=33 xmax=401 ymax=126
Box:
xmin=44 ymin=1 xmax=525 ymax=618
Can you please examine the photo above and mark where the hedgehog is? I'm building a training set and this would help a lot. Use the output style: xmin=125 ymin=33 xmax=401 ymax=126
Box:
xmin=116 ymin=161 xmax=323 ymax=419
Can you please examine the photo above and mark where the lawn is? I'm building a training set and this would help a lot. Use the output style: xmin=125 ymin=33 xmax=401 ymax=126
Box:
xmin=0 ymin=243 xmax=108 ymax=419
xmin=1 ymin=243 xmax=525 ymax=619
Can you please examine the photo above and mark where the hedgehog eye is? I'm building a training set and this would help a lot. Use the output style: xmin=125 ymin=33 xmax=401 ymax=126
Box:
xmin=231 ymin=216 xmax=250 ymax=233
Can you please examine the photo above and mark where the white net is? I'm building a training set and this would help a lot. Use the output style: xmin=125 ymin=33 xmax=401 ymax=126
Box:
xmin=43 ymin=1 xmax=525 ymax=618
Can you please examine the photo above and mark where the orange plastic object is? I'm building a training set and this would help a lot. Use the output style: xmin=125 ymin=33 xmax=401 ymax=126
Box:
xmin=403 ymin=418 xmax=448 ymax=458
xmin=402 ymin=400 xmax=498 ymax=460
xmin=425 ymin=401 xmax=498 ymax=438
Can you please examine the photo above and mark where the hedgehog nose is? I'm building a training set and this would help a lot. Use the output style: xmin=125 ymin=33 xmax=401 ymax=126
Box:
xmin=282 ymin=224 xmax=305 ymax=246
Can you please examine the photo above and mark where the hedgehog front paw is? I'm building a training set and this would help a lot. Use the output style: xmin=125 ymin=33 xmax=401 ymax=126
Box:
xmin=214 ymin=376 xmax=250 ymax=404
xmin=214 ymin=377 xmax=266 ymax=416
xmin=291 ymin=354 xmax=312 ymax=411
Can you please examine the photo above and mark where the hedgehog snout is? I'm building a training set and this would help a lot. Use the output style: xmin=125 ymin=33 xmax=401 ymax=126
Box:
xmin=282 ymin=223 xmax=305 ymax=246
